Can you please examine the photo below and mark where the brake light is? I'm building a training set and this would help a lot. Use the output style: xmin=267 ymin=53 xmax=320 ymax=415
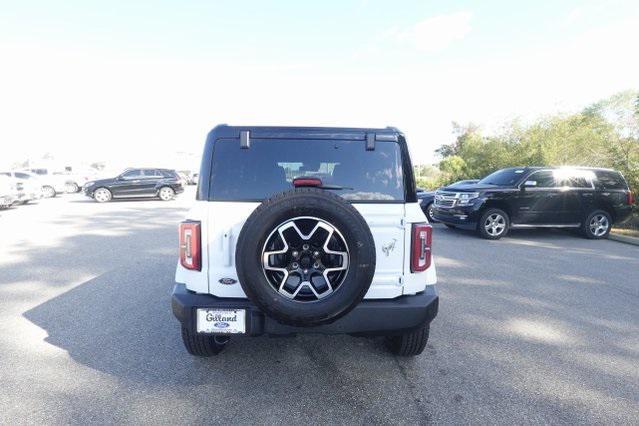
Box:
xmin=411 ymin=223 xmax=432 ymax=272
xmin=628 ymin=191 xmax=635 ymax=205
xmin=179 ymin=221 xmax=201 ymax=271
xmin=293 ymin=177 xmax=322 ymax=187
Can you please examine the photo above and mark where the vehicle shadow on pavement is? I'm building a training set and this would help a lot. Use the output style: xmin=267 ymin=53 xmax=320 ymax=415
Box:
xmin=23 ymin=260 xmax=433 ymax=423
xmin=18 ymin=207 xmax=432 ymax=423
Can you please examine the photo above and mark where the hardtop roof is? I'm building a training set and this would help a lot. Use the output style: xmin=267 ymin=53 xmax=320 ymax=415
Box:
xmin=207 ymin=124 xmax=403 ymax=141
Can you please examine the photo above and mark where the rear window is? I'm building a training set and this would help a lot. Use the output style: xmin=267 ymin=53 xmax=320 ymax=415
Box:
xmin=594 ymin=170 xmax=628 ymax=190
xmin=210 ymin=139 xmax=405 ymax=201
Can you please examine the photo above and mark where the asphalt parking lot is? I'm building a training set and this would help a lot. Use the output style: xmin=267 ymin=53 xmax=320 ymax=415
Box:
xmin=1 ymin=188 xmax=638 ymax=425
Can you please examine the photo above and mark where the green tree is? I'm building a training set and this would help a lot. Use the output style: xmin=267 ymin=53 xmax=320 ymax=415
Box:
xmin=438 ymin=155 xmax=467 ymax=182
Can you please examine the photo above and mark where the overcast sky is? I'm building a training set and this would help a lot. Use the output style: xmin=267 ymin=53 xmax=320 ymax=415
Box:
xmin=1 ymin=0 xmax=638 ymax=168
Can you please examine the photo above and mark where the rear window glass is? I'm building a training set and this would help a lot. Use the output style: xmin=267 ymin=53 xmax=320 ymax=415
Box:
xmin=210 ymin=139 xmax=404 ymax=201
xmin=160 ymin=169 xmax=178 ymax=178
xmin=594 ymin=170 xmax=627 ymax=190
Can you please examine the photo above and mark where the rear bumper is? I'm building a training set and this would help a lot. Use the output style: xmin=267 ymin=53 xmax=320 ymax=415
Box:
xmin=614 ymin=205 xmax=634 ymax=225
xmin=172 ymin=283 xmax=438 ymax=337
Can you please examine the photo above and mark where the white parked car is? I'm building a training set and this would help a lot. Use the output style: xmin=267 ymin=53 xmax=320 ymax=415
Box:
xmin=0 ymin=171 xmax=43 ymax=204
xmin=172 ymin=125 xmax=439 ymax=357
xmin=22 ymin=169 xmax=69 ymax=197
xmin=0 ymin=175 xmax=17 ymax=209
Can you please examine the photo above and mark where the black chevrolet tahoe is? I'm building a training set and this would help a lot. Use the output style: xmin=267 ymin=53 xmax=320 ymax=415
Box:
xmin=432 ymin=166 xmax=634 ymax=239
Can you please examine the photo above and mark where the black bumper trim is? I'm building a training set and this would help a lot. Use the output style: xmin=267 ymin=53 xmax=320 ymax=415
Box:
xmin=172 ymin=284 xmax=438 ymax=336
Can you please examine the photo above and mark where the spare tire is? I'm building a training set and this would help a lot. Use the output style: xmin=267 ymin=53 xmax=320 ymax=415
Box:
xmin=235 ymin=188 xmax=376 ymax=327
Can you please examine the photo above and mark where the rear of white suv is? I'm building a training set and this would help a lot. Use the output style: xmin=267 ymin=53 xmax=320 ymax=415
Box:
xmin=172 ymin=125 xmax=438 ymax=356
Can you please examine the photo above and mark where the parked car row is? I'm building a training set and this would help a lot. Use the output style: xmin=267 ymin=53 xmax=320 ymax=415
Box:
xmin=420 ymin=167 xmax=635 ymax=240
xmin=0 ymin=167 xmax=188 ymax=209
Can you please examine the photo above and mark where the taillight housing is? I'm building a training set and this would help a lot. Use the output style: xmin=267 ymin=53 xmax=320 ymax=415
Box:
xmin=179 ymin=221 xmax=201 ymax=271
xmin=627 ymin=191 xmax=635 ymax=206
xmin=411 ymin=223 xmax=432 ymax=272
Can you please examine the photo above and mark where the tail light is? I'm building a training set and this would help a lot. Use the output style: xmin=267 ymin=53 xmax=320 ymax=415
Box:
xmin=627 ymin=191 xmax=635 ymax=205
xmin=179 ymin=221 xmax=201 ymax=270
xmin=411 ymin=223 xmax=432 ymax=272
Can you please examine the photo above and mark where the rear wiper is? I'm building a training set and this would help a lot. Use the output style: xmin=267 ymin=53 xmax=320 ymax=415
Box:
xmin=319 ymin=184 xmax=353 ymax=190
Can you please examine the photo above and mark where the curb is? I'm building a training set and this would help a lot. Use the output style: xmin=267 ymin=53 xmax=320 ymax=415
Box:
xmin=609 ymin=232 xmax=639 ymax=246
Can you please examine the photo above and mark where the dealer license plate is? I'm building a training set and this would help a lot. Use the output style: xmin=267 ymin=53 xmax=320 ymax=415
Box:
xmin=196 ymin=309 xmax=246 ymax=334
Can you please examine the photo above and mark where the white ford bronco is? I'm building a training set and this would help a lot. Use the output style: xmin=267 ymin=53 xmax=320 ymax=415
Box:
xmin=172 ymin=125 xmax=438 ymax=356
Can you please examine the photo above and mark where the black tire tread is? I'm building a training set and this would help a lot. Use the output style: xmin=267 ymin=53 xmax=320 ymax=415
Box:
xmin=386 ymin=325 xmax=430 ymax=356
xmin=426 ymin=203 xmax=437 ymax=223
xmin=180 ymin=327 xmax=226 ymax=356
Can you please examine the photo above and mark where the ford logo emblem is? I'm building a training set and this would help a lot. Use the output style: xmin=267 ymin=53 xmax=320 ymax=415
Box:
xmin=214 ymin=322 xmax=229 ymax=328
xmin=219 ymin=277 xmax=237 ymax=285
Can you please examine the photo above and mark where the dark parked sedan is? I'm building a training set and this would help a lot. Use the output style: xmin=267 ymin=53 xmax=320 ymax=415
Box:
xmin=418 ymin=180 xmax=480 ymax=222
xmin=417 ymin=188 xmax=437 ymax=222
xmin=83 ymin=168 xmax=184 ymax=203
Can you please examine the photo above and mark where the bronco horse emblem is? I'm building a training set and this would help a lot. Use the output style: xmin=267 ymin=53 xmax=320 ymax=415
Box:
xmin=382 ymin=238 xmax=397 ymax=257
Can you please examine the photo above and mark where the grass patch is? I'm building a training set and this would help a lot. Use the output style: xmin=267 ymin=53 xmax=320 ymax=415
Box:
xmin=611 ymin=227 xmax=639 ymax=238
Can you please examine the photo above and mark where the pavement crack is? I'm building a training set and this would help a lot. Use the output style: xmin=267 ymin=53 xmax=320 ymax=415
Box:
xmin=393 ymin=356 xmax=432 ymax=425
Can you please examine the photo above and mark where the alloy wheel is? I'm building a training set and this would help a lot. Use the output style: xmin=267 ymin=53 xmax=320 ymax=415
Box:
xmin=261 ymin=216 xmax=349 ymax=301
xmin=589 ymin=214 xmax=609 ymax=237
xmin=159 ymin=187 xmax=175 ymax=201
xmin=42 ymin=186 xmax=55 ymax=198
xmin=484 ymin=213 xmax=506 ymax=237
xmin=94 ymin=188 xmax=111 ymax=202
xmin=65 ymin=183 xmax=79 ymax=193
